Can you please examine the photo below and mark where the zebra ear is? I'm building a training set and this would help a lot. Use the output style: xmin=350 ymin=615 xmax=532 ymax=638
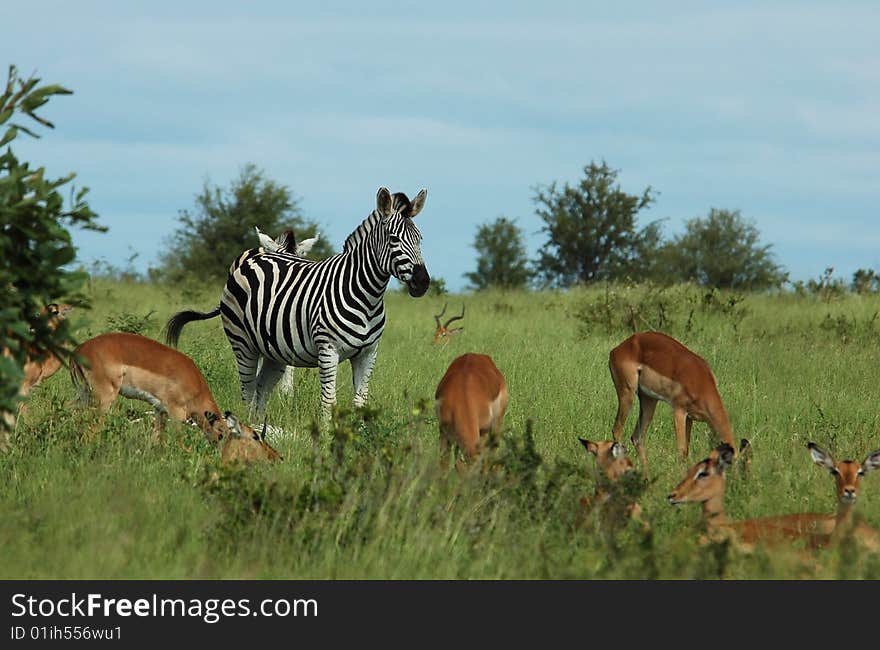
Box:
xmin=409 ymin=189 xmax=427 ymax=218
xmin=376 ymin=187 xmax=393 ymax=219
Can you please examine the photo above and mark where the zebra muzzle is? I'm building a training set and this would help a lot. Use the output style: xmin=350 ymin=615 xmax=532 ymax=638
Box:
xmin=407 ymin=264 xmax=430 ymax=297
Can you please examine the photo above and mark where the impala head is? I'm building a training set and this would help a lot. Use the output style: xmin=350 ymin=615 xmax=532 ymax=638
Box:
xmin=221 ymin=412 xmax=282 ymax=464
xmin=375 ymin=187 xmax=430 ymax=297
xmin=38 ymin=303 xmax=73 ymax=330
xmin=433 ymin=303 xmax=465 ymax=344
xmin=668 ymin=442 xmax=739 ymax=505
xmin=203 ymin=411 xmax=228 ymax=443
xmin=579 ymin=438 xmax=634 ymax=481
xmin=808 ymin=442 xmax=880 ymax=507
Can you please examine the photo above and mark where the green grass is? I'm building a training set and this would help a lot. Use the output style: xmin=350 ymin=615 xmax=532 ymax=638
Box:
xmin=3 ymin=278 xmax=880 ymax=579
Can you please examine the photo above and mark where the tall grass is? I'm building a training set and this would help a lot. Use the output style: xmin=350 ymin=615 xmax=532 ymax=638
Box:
xmin=3 ymin=279 xmax=880 ymax=578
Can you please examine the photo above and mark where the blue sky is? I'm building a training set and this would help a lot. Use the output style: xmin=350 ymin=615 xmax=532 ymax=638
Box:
xmin=3 ymin=1 xmax=879 ymax=291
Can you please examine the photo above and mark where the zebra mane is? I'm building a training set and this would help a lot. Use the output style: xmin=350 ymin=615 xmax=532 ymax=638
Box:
xmin=342 ymin=193 xmax=414 ymax=253
xmin=343 ymin=211 xmax=381 ymax=252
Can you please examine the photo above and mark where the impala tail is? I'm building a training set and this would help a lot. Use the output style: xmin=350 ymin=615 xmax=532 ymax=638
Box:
xmin=164 ymin=306 xmax=221 ymax=347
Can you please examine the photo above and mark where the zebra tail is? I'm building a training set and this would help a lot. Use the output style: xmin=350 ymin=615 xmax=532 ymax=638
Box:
xmin=163 ymin=306 xmax=222 ymax=347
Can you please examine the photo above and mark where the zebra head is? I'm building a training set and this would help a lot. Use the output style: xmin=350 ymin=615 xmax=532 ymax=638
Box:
xmin=376 ymin=187 xmax=430 ymax=297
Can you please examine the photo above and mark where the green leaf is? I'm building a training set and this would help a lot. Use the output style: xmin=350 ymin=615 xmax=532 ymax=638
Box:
xmin=0 ymin=125 xmax=17 ymax=146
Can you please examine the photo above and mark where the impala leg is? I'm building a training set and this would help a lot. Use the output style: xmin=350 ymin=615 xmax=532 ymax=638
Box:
xmin=439 ymin=434 xmax=451 ymax=470
xmin=673 ymin=407 xmax=689 ymax=461
xmin=685 ymin=415 xmax=693 ymax=451
xmin=609 ymin=363 xmax=637 ymax=443
xmin=152 ymin=406 xmax=170 ymax=444
xmin=632 ymin=392 xmax=658 ymax=473
xmin=351 ymin=343 xmax=379 ymax=408
xmin=317 ymin=342 xmax=340 ymax=423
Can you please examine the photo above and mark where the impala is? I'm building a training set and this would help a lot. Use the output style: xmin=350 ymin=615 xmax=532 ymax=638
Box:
xmin=20 ymin=303 xmax=74 ymax=397
xmin=69 ymin=332 xmax=230 ymax=442
xmin=433 ymin=303 xmax=465 ymax=345
xmin=578 ymin=438 xmax=644 ymax=524
xmin=434 ymin=353 xmax=507 ymax=467
xmin=608 ymin=331 xmax=737 ymax=471
xmin=221 ymin=413 xmax=282 ymax=465
xmin=667 ymin=440 xmax=880 ymax=551
xmin=2 ymin=303 xmax=74 ymax=429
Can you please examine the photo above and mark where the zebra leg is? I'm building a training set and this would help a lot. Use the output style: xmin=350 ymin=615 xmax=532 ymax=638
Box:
xmin=317 ymin=342 xmax=340 ymax=423
xmin=253 ymin=358 xmax=287 ymax=418
xmin=278 ymin=366 xmax=296 ymax=394
xmin=233 ymin=347 xmax=261 ymax=407
xmin=351 ymin=343 xmax=379 ymax=408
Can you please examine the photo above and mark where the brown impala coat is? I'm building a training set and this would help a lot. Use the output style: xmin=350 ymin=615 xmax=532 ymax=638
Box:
xmin=435 ymin=353 xmax=508 ymax=465
xmin=609 ymin=331 xmax=736 ymax=471
xmin=70 ymin=332 xmax=227 ymax=442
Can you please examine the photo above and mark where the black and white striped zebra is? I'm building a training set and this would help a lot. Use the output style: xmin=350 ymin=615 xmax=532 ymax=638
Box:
xmin=164 ymin=187 xmax=430 ymax=420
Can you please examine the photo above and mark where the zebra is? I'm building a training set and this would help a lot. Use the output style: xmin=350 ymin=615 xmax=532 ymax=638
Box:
xmin=164 ymin=187 xmax=430 ymax=421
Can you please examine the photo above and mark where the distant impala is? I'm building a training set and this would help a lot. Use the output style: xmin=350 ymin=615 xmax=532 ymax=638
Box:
xmin=433 ymin=303 xmax=465 ymax=345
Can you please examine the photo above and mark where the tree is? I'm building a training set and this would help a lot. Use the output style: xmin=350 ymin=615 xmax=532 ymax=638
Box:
xmin=534 ymin=161 xmax=658 ymax=287
xmin=662 ymin=208 xmax=786 ymax=290
xmin=1 ymin=65 xmax=104 ymax=431
xmin=157 ymin=164 xmax=333 ymax=283
xmin=465 ymin=217 xmax=532 ymax=290
xmin=852 ymin=268 xmax=879 ymax=294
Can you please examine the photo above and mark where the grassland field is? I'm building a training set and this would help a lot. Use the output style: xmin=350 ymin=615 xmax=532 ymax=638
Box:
xmin=3 ymin=278 xmax=880 ymax=579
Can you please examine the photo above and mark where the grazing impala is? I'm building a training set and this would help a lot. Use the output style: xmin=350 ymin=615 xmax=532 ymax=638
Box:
xmin=69 ymin=332 xmax=230 ymax=442
xmin=667 ymin=441 xmax=880 ymax=551
xmin=433 ymin=303 xmax=465 ymax=345
xmin=435 ymin=353 xmax=507 ymax=467
xmin=221 ymin=413 xmax=282 ymax=465
xmin=609 ymin=331 xmax=737 ymax=471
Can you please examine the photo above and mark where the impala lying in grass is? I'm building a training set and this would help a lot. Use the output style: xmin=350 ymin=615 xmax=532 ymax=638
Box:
xmin=668 ymin=440 xmax=880 ymax=552
xmin=221 ymin=413 xmax=282 ymax=465
xmin=577 ymin=438 xmax=644 ymax=527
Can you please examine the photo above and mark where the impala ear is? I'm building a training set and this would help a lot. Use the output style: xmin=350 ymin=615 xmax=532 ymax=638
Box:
xmin=579 ymin=438 xmax=599 ymax=456
xmin=716 ymin=443 xmax=735 ymax=470
xmin=224 ymin=412 xmax=242 ymax=438
xmin=377 ymin=187 xmax=393 ymax=219
xmin=610 ymin=441 xmax=625 ymax=459
xmin=808 ymin=442 xmax=838 ymax=474
xmin=409 ymin=189 xmax=427 ymax=218
xmin=862 ymin=448 xmax=880 ymax=474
